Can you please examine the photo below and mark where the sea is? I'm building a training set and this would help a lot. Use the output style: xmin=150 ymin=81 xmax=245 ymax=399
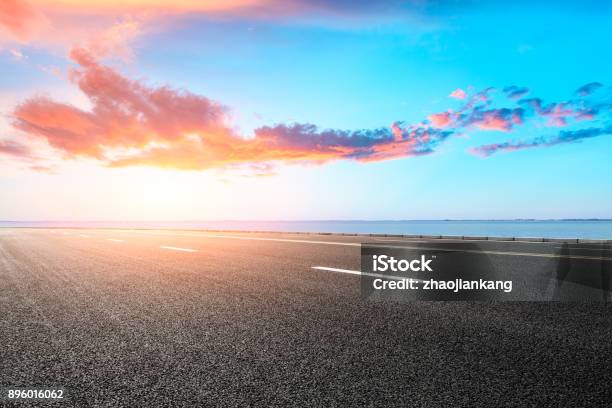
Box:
xmin=1 ymin=220 xmax=611 ymax=240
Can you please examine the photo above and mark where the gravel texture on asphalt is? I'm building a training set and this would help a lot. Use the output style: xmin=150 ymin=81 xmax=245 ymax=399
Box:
xmin=0 ymin=229 xmax=610 ymax=407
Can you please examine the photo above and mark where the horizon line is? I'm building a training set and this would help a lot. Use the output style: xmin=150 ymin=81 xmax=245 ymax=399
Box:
xmin=1 ymin=219 xmax=611 ymax=223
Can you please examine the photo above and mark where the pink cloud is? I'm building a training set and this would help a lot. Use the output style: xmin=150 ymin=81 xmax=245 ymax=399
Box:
xmin=519 ymin=98 xmax=598 ymax=127
xmin=7 ymin=42 xmax=609 ymax=169
xmin=428 ymin=111 xmax=453 ymax=128
xmin=15 ymin=46 xmax=234 ymax=161
xmin=390 ymin=122 xmax=403 ymax=141
xmin=0 ymin=0 xmax=436 ymax=52
xmin=8 ymin=48 xmax=25 ymax=59
xmin=0 ymin=1 xmax=254 ymax=52
xmin=470 ymin=126 xmax=612 ymax=157
xmin=474 ymin=114 xmax=511 ymax=131
xmin=449 ymin=88 xmax=466 ymax=100
xmin=0 ymin=139 xmax=31 ymax=157
xmin=462 ymin=108 xmax=525 ymax=132
xmin=469 ymin=142 xmax=523 ymax=157
xmin=11 ymin=48 xmax=451 ymax=170
xmin=0 ymin=0 xmax=39 ymax=40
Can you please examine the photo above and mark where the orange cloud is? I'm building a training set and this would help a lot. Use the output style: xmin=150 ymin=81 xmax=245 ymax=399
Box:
xmin=33 ymin=0 xmax=263 ymax=13
xmin=15 ymin=46 xmax=232 ymax=160
xmin=428 ymin=111 xmax=453 ymax=128
xmin=11 ymin=46 xmax=605 ymax=170
xmin=474 ymin=116 xmax=510 ymax=131
xmin=0 ymin=0 xmax=42 ymax=40
xmin=12 ymin=48 xmax=451 ymax=170
xmin=0 ymin=0 xmax=264 ymax=51
xmin=1 ymin=1 xmax=430 ymax=49
xmin=0 ymin=1 xmax=141 ymax=58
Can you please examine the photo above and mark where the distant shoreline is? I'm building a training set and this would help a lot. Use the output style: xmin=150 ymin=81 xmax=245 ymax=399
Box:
xmin=1 ymin=219 xmax=612 ymax=223
xmin=3 ymin=219 xmax=612 ymax=240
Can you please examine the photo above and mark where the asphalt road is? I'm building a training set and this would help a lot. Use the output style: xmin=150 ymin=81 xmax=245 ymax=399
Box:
xmin=0 ymin=228 xmax=610 ymax=407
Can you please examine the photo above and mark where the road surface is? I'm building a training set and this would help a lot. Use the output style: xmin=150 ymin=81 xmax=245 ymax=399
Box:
xmin=0 ymin=228 xmax=610 ymax=407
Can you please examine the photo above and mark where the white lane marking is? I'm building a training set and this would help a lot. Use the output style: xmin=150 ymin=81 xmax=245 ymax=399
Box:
xmin=97 ymin=230 xmax=612 ymax=261
xmin=160 ymin=246 xmax=197 ymax=253
xmin=106 ymin=238 xmax=124 ymax=242
xmin=182 ymin=232 xmax=612 ymax=260
xmin=311 ymin=266 xmax=421 ymax=282
xmin=78 ymin=234 xmax=89 ymax=238
xmin=553 ymin=245 xmax=610 ymax=251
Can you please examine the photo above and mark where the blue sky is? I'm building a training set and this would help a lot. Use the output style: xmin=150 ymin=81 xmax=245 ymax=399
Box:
xmin=0 ymin=1 xmax=611 ymax=220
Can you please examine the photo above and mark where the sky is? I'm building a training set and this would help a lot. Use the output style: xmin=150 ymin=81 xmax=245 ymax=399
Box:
xmin=0 ymin=0 xmax=611 ymax=220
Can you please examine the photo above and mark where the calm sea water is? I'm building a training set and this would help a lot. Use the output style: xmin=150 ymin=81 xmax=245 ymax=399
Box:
xmin=1 ymin=220 xmax=611 ymax=239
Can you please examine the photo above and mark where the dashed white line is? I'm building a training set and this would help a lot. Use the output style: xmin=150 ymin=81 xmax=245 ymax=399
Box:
xmin=311 ymin=266 xmax=420 ymax=282
xmin=160 ymin=246 xmax=197 ymax=253
xmin=106 ymin=239 xmax=124 ymax=242
xmin=159 ymin=232 xmax=612 ymax=260
xmin=86 ymin=229 xmax=612 ymax=261
xmin=553 ymin=245 xmax=609 ymax=251
xmin=78 ymin=234 xmax=89 ymax=238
